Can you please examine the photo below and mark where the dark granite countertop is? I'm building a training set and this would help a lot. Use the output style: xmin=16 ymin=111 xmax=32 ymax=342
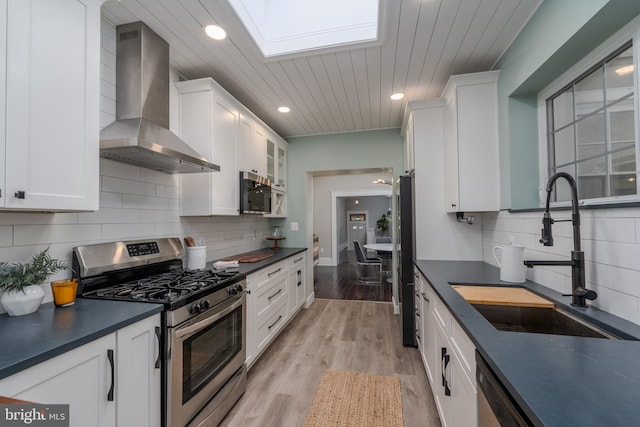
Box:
xmin=0 ymin=299 xmax=162 ymax=381
xmin=414 ymin=260 xmax=640 ymax=427
xmin=209 ymin=247 xmax=307 ymax=276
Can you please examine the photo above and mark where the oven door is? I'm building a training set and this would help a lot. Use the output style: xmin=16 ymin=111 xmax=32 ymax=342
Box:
xmin=167 ymin=292 xmax=246 ymax=427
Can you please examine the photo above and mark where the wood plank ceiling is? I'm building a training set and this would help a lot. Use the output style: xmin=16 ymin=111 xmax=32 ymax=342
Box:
xmin=101 ymin=0 xmax=542 ymax=138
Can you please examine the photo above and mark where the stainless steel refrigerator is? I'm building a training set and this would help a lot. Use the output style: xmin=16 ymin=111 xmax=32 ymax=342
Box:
xmin=398 ymin=173 xmax=416 ymax=347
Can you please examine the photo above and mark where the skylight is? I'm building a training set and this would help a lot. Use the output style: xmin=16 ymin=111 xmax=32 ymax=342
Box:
xmin=228 ymin=0 xmax=381 ymax=58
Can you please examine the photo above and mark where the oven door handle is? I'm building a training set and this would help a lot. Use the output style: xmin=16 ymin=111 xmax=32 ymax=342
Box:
xmin=175 ymin=293 xmax=245 ymax=340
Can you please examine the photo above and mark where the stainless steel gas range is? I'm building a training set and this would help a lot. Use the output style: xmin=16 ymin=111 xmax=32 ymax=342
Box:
xmin=72 ymin=238 xmax=247 ymax=427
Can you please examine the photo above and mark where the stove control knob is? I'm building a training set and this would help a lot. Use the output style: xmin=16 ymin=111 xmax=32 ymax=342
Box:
xmin=200 ymin=299 xmax=210 ymax=310
xmin=228 ymin=285 xmax=243 ymax=295
xmin=189 ymin=303 xmax=201 ymax=315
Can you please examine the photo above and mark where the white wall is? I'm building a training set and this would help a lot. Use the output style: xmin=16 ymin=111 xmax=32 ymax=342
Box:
xmin=483 ymin=210 xmax=640 ymax=326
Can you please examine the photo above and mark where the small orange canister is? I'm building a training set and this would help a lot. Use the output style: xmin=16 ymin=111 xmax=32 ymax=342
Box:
xmin=51 ymin=279 xmax=78 ymax=307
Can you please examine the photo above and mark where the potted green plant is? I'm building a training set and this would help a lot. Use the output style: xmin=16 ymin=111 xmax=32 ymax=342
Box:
xmin=0 ymin=248 xmax=67 ymax=316
xmin=376 ymin=214 xmax=390 ymax=236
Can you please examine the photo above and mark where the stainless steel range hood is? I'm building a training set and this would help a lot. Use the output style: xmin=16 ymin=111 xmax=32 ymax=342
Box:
xmin=100 ymin=22 xmax=220 ymax=174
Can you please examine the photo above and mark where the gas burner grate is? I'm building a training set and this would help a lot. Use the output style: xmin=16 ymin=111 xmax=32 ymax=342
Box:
xmin=83 ymin=268 xmax=242 ymax=303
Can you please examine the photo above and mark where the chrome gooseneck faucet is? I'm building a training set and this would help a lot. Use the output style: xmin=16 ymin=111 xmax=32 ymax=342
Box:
xmin=523 ymin=172 xmax=597 ymax=307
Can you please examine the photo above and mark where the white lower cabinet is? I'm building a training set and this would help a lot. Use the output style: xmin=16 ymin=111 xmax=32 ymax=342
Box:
xmin=416 ymin=269 xmax=477 ymax=427
xmin=114 ymin=314 xmax=162 ymax=427
xmin=0 ymin=314 xmax=161 ymax=427
xmin=246 ymin=252 xmax=307 ymax=368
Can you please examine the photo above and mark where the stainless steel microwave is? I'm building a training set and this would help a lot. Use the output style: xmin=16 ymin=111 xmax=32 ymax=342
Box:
xmin=240 ymin=171 xmax=271 ymax=214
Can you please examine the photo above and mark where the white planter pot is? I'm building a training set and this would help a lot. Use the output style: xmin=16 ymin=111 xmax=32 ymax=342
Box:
xmin=1 ymin=285 xmax=45 ymax=316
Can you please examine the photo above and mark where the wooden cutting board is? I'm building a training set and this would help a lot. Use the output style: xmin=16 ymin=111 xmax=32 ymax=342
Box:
xmin=222 ymin=253 xmax=274 ymax=263
xmin=452 ymin=285 xmax=554 ymax=308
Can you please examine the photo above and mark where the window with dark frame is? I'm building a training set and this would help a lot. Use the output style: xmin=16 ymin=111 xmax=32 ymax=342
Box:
xmin=546 ymin=41 xmax=637 ymax=203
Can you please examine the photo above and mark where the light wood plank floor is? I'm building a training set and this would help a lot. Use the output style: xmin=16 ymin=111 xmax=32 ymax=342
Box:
xmin=220 ymin=299 xmax=442 ymax=427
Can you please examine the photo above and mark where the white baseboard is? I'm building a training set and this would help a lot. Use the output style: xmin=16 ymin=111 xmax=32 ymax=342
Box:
xmin=318 ymin=257 xmax=334 ymax=266
xmin=304 ymin=292 xmax=315 ymax=308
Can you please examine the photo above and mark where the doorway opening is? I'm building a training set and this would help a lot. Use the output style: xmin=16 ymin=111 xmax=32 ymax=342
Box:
xmin=308 ymin=169 xmax=397 ymax=306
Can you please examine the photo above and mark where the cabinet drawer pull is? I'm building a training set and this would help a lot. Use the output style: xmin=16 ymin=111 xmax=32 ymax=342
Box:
xmin=154 ymin=327 xmax=161 ymax=369
xmin=268 ymin=267 xmax=282 ymax=277
xmin=14 ymin=191 xmax=25 ymax=199
xmin=268 ymin=288 xmax=283 ymax=300
xmin=268 ymin=315 xmax=283 ymax=330
xmin=415 ymin=309 xmax=420 ymax=318
xmin=421 ymin=292 xmax=429 ymax=302
xmin=107 ymin=349 xmax=115 ymax=402
xmin=294 ymin=257 xmax=304 ymax=263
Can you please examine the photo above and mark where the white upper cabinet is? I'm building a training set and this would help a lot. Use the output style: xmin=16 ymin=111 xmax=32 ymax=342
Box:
xmin=0 ymin=0 xmax=100 ymax=211
xmin=177 ymin=78 xmax=240 ymax=216
xmin=442 ymin=71 xmax=500 ymax=213
xmin=238 ymin=115 xmax=267 ymax=177
xmin=267 ymin=134 xmax=287 ymax=191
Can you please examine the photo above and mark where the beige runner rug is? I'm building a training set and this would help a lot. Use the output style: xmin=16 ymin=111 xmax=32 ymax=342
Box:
xmin=303 ymin=369 xmax=404 ymax=427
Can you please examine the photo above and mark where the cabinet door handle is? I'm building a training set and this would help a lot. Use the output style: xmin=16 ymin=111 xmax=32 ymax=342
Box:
xmin=441 ymin=347 xmax=451 ymax=396
xmin=268 ymin=315 xmax=283 ymax=330
xmin=268 ymin=288 xmax=282 ymax=300
xmin=294 ymin=257 xmax=304 ymax=263
xmin=154 ymin=327 xmax=161 ymax=369
xmin=415 ymin=309 xmax=420 ymax=318
xmin=268 ymin=267 xmax=282 ymax=277
xmin=107 ymin=349 xmax=115 ymax=402
xmin=422 ymin=292 xmax=429 ymax=302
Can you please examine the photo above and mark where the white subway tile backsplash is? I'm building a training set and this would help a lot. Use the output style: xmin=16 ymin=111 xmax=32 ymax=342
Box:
xmin=103 ymin=176 xmax=156 ymax=197
xmin=99 ymin=192 xmax=123 ymax=208
xmin=155 ymin=185 xmax=179 ymax=199
xmin=101 ymin=223 xmax=157 ymax=240
xmin=590 ymin=284 xmax=640 ymax=325
xmin=140 ymin=168 xmax=179 ymax=186
xmin=0 ymin=213 xmax=79 ymax=226
xmin=123 ymin=194 xmax=174 ymax=211
xmin=100 ymin=159 xmax=141 ymax=181
xmin=14 ymin=225 xmax=102 ymax=246
xmin=485 ymin=210 xmax=640 ymax=325
xmin=78 ymin=208 xmax=140 ymax=224
xmin=606 ymin=266 xmax=640 ymax=298
xmin=0 ymin=226 xmax=12 ymax=247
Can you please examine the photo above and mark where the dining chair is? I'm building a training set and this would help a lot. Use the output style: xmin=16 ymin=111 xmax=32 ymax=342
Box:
xmin=353 ymin=240 xmax=382 ymax=284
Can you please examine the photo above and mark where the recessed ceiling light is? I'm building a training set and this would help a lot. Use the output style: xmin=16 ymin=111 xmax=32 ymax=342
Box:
xmin=616 ymin=65 xmax=634 ymax=76
xmin=278 ymin=106 xmax=290 ymax=113
xmin=390 ymin=92 xmax=405 ymax=100
xmin=205 ymin=25 xmax=227 ymax=40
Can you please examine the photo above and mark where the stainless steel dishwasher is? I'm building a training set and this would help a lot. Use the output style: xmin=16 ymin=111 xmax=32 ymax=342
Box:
xmin=476 ymin=351 xmax=533 ymax=427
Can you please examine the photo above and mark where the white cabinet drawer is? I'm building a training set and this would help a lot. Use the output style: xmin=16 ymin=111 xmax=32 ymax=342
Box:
xmin=255 ymin=298 xmax=288 ymax=353
xmin=251 ymin=260 xmax=287 ymax=289
xmin=287 ymin=253 xmax=306 ymax=269
xmin=433 ymin=292 xmax=452 ymax=336
xmin=450 ymin=319 xmax=476 ymax=389
xmin=255 ymin=274 xmax=288 ymax=317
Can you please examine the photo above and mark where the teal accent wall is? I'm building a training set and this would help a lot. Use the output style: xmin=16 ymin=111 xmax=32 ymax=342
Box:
xmin=279 ymin=128 xmax=403 ymax=247
xmin=495 ymin=0 xmax=640 ymax=208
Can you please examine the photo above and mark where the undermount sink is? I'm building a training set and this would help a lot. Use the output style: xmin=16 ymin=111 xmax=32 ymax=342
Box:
xmin=452 ymin=285 xmax=618 ymax=339
xmin=472 ymin=303 xmax=618 ymax=339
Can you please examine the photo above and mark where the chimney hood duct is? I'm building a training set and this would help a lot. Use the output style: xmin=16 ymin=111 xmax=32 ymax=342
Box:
xmin=100 ymin=22 xmax=220 ymax=174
